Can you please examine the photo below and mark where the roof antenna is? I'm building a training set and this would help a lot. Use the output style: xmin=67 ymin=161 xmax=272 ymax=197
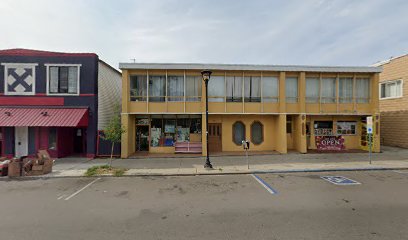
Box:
xmin=131 ymin=58 xmax=136 ymax=63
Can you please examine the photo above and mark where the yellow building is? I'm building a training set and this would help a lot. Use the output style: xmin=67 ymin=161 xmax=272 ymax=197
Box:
xmin=119 ymin=63 xmax=381 ymax=158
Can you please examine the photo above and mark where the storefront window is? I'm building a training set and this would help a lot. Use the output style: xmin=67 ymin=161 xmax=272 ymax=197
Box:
xmin=314 ymin=121 xmax=333 ymax=136
xmin=150 ymin=115 xmax=201 ymax=147
xmin=251 ymin=121 xmax=263 ymax=145
xmin=48 ymin=128 xmax=57 ymax=150
xmin=337 ymin=121 xmax=357 ymax=135
xmin=233 ymin=121 xmax=245 ymax=145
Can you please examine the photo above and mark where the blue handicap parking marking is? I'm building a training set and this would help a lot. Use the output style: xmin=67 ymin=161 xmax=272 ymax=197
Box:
xmin=321 ymin=176 xmax=361 ymax=185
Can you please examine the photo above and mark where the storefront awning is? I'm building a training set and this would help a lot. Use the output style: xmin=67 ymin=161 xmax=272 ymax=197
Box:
xmin=0 ymin=108 xmax=88 ymax=127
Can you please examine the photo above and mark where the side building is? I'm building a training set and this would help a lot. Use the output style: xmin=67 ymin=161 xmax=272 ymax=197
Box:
xmin=0 ymin=48 xmax=121 ymax=158
xmin=119 ymin=63 xmax=381 ymax=158
xmin=375 ymin=54 xmax=408 ymax=148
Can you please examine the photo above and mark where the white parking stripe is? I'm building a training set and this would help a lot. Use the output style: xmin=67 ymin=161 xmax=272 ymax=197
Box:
xmin=251 ymin=174 xmax=278 ymax=195
xmin=64 ymin=178 xmax=101 ymax=201
xmin=57 ymin=194 xmax=66 ymax=200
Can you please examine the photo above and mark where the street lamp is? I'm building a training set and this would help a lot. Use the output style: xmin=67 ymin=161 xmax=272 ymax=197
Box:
xmin=201 ymin=70 xmax=213 ymax=169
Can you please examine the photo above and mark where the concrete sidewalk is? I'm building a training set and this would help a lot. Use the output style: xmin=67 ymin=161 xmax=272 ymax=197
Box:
xmin=37 ymin=146 xmax=408 ymax=178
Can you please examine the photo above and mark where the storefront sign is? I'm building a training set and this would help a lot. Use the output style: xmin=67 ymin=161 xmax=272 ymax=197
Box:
xmin=137 ymin=119 xmax=149 ymax=125
xmin=315 ymin=136 xmax=345 ymax=151
xmin=314 ymin=128 xmax=333 ymax=136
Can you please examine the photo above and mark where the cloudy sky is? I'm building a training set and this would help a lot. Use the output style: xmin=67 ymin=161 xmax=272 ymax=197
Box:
xmin=1 ymin=0 xmax=407 ymax=69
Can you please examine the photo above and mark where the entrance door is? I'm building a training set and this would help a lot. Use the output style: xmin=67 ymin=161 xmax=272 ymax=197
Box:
xmin=74 ymin=128 xmax=85 ymax=154
xmin=136 ymin=126 xmax=149 ymax=151
xmin=15 ymin=127 xmax=28 ymax=157
xmin=208 ymin=123 xmax=222 ymax=153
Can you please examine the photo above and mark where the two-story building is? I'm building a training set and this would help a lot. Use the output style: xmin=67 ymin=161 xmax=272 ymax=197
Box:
xmin=375 ymin=54 xmax=408 ymax=148
xmin=0 ymin=48 xmax=121 ymax=158
xmin=119 ymin=63 xmax=381 ymax=158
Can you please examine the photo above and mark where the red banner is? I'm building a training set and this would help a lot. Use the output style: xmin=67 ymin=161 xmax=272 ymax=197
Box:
xmin=315 ymin=136 xmax=345 ymax=151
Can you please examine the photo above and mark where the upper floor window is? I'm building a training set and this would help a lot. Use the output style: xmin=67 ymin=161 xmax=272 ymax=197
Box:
xmin=208 ymin=76 xmax=225 ymax=102
xmin=46 ymin=64 xmax=80 ymax=95
xmin=130 ymin=75 xmax=147 ymax=101
xmin=380 ymin=79 xmax=402 ymax=99
xmin=2 ymin=63 xmax=37 ymax=96
xmin=149 ymin=75 xmax=165 ymax=102
xmin=306 ymin=77 xmax=319 ymax=103
xmin=356 ymin=77 xmax=370 ymax=103
xmin=244 ymin=76 xmax=261 ymax=102
xmin=321 ymin=77 xmax=336 ymax=103
xmin=262 ymin=76 xmax=279 ymax=102
xmin=167 ymin=75 xmax=184 ymax=102
xmin=339 ymin=77 xmax=353 ymax=103
xmin=226 ymin=75 xmax=243 ymax=102
xmin=286 ymin=77 xmax=298 ymax=103
xmin=186 ymin=76 xmax=201 ymax=101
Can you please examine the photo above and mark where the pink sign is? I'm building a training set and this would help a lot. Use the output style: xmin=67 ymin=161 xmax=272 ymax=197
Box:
xmin=315 ymin=136 xmax=345 ymax=151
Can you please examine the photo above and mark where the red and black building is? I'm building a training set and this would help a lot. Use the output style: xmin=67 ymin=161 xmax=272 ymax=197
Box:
xmin=0 ymin=49 xmax=121 ymax=158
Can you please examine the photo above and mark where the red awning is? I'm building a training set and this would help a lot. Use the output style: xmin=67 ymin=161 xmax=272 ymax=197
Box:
xmin=0 ymin=108 xmax=88 ymax=127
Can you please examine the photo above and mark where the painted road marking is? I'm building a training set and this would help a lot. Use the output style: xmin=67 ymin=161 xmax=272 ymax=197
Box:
xmin=64 ymin=178 xmax=101 ymax=201
xmin=321 ymin=176 xmax=361 ymax=185
xmin=57 ymin=194 xmax=66 ymax=200
xmin=393 ymin=170 xmax=408 ymax=175
xmin=251 ymin=174 xmax=278 ymax=195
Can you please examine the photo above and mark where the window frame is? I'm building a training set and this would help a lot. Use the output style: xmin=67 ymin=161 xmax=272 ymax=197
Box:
xmin=45 ymin=64 xmax=81 ymax=96
xmin=250 ymin=121 xmax=264 ymax=145
xmin=379 ymin=79 xmax=403 ymax=100
xmin=232 ymin=121 xmax=246 ymax=146
xmin=130 ymin=74 xmax=148 ymax=101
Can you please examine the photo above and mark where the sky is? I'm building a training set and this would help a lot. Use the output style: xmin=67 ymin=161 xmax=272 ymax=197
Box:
xmin=1 ymin=0 xmax=408 ymax=69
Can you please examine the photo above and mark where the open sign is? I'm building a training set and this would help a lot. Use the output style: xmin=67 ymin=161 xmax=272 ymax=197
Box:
xmin=315 ymin=136 xmax=345 ymax=151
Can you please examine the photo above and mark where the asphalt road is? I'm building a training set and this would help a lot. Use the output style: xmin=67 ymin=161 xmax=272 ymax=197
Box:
xmin=1 ymin=170 xmax=408 ymax=240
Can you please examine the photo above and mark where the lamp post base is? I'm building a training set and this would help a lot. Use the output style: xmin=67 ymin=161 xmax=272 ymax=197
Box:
xmin=204 ymin=158 xmax=213 ymax=169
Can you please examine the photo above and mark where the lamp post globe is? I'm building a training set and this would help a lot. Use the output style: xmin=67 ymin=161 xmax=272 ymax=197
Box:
xmin=201 ymin=70 xmax=213 ymax=169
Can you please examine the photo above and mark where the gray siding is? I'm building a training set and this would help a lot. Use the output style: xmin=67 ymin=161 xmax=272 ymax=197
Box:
xmin=97 ymin=61 xmax=122 ymax=130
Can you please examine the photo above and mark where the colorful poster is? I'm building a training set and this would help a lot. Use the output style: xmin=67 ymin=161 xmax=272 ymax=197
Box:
xmin=315 ymin=136 xmax=345 ymax=151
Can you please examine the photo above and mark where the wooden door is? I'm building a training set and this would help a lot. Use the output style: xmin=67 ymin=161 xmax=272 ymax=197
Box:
xmin=208 ymin=123 xmax=222 ymax=153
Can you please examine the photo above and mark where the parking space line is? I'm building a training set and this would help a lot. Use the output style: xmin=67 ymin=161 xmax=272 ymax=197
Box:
xmin=251 ymin=174 xmax=278 ymax=195
xmin=64 ymin=178 xmax=101 ymax=201
xmin=57 ymin=194 xmax=66 ymax=200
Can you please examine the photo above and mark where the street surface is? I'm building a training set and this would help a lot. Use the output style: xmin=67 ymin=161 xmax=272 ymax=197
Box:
xmin=1 ymin=170 xmax=408 ymax=239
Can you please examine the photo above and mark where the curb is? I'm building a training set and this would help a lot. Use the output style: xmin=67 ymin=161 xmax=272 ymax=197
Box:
xmin=2 ymin=166 xmax=408 ymax=180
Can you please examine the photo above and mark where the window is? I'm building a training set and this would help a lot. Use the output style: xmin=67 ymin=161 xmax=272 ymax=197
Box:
xmin=321 ymin=77 xmax=336 ymax=103
xmin=48 ymin=128 xmax=57 ymax=150
xmin=314 ymin=121 xmax=333 ymax=136
xmin=262 ymin=76 xmax=279 ymax=102
xmin=149 ymin=75 xmax=165 ymax=102
xmin=208 ymin=76 xmax=225 ymax=102
xmin=232 ymin=121 xmax=245 ymax=145
xmin=356 ymin=78 xmax=370 ymax=103
xmin=251 ymin=121 xmax=263 ymax=144
xmin=186 ymin=76 xmax=202 ymax=101
xmin=244 ymin=76 xmax=261 ymax=102
xmin=285 ymin=77 xmax=298 ymax=103
xmin=337 ymin=121 xmax=357 ymax=135
xmin=226 ymin=76 xmax=242 ymax=102
xmin=306 ymin=77 xmax=319 ymax=103
xmin=167 ymin=75 xmax=184 ymax=102
xmin=339 ymin=77 xmax=353 ymax=103
xmin=286 ymin=116 xmax=292 ymax=134
xmin=48 ymin=65 xmax=80 ymax=94
xmin=130 ymin=75 xmax=147 ymax=101
xmin=380 ymin=80 xmax=402 ymax=99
